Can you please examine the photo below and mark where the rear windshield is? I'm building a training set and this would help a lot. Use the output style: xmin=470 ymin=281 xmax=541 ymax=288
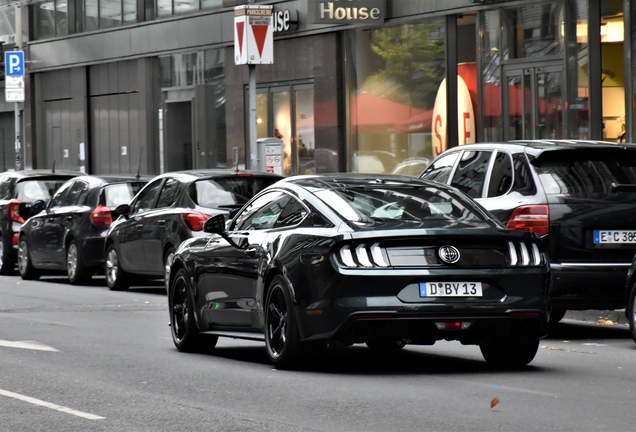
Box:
xmin=191 ymin=177 xmax=280 ymax=209
xmin=309 ymin=182 xmax=491 ymax=229
xmin=15 ymin=179 xmax=70 ymax=202
xmin=103 ymin=182 xmax=147 ymax=207
xmin=533 ymin=150 xmax=636 ymax=194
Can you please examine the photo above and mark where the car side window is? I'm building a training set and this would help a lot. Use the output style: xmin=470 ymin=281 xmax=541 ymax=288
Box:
xmin=233 ymin=191 xmax=290 ymax=231
xmin=275 ymin=197 xmax=308 ymax=228
xmin=156 ymin=178 xmax=180 ymax=209
xmin=0 ymin=176 xmax=10 ymax=200
xmin=511 ymin=154 xmax=537 ymax=195
xmin=49 ymin=181 xmax=75 ymax=208
xmin=132 ymin=179 xmax=163 ymax=214
xmin=487 ymin=151 xmax=513 ymax=198
xmin=420 ymin=152 xmax=459 ymax=184
xmin=62 ymin=181 xmax=90 ymax=206
xmin=450 ymin=150 xmax=492 ymax=199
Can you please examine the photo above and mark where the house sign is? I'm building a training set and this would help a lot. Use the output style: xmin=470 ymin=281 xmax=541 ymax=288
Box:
xmin=273 ymin=8 xmax=299 ymax=33
xmin=309 ymin=0 xmax=386 ymax=24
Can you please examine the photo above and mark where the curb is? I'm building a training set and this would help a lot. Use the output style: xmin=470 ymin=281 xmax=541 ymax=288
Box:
xmin=564 ymin=309 xmax=629 ymax=327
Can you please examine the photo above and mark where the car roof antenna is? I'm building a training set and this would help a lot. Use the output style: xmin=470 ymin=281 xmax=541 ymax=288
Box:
xmin=52 ymin=160 xmax=56 ymax=174
xmin=136 ymin=146 xmax=144 ymax=180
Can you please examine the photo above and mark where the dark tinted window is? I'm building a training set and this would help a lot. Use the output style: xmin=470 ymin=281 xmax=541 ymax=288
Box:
xmin=132 ymin=179 xmax=162 ymax=213
xmin=534 ymin=149 xmax=636 ymax=194
xmin=16 ymin=178 xmax=70 ymax=202
xmin=275 ymin=198 xmax=308 ymax=228
xmin=420 ymin=152 xmax=459 ymax=184
xmin=191 ymin=176 xmax=281 ymax=209
xmin=63 ymin=181 xmax=90 ymax=206
xmin=511 ymin=154 xmax=536 ymax=195
xmin=102 ymin=182 xmax=147 ymax=207
xmin=48 ymin=181 xmax=75 ymax=208
xmin=156 ymin=178 xmax=180 ymax=208
xmin=450 ymin=150 xmax=492 ymax=198
xmin=487 ymin=151 xmax=513 ymax=198
xmin=233 ymin=191 xmax=290 ymax=231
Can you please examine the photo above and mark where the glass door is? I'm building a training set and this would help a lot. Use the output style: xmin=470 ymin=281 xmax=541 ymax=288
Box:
xmin=503 ymin=64 xmax=563 ymax=140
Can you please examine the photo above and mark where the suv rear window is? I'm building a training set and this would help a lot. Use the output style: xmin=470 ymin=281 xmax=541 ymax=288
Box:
xmin=103 ymin=182 xmax=147 ymax=207
xmin=15 ymin=179 xmax=70 ymax=202
xmin=191 ymin=177 xmax=280 ymax=209
xmin=533 ymin=149 xmax=636 ymax=194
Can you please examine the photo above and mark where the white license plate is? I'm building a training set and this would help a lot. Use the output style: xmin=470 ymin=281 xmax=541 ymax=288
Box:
xmin=419 ymin=282 xmax=483 ymax=297
xmin=593 ymin=230 xmax=636 ymax=244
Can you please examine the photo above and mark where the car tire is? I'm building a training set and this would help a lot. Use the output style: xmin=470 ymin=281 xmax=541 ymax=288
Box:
xmin=0 ymin=239 xmax=15 ymax=275
xmin=549 ymin=308 xmax=567 ymax=325
xmin=67 ymin=240 xmax=90 ymax=285
xmin=627 ymin=283 xmax=636 ymax=344
xmin=479 ymin=338 xmax=540 ymax=368
xmin=366 ymin=338 xmax=406 ymax=352
xmin=264 ymin=275 xmax=301 ymax=369
xmin=170 ymin=268 xmax=211 ymax=352
xmin=105 ymin=244 xmax=129 ymax=291
xmin=17 ymin=238 xmax=40 ymax=280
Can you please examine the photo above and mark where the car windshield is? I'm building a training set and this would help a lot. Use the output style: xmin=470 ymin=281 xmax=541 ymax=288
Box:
xmin=103 ymin=182 xmax=147 ymax=207
xmin=308 ymin=180 xmax=491 ymax=229
xmin=534 ymin=149 xmax=636 ymax=194
xmin=15 ymin=179 xmax=69 ymax=202
xmin=191 ymin=177 xmax=280 ymax=209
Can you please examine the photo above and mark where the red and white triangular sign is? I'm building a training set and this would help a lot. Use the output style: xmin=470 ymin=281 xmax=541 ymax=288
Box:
xmin=234 ymin=5 xmax=273 ymax=65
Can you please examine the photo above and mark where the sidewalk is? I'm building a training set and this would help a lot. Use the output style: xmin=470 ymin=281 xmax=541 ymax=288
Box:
xmin=564 ymin=309 xmax=629 ymax=327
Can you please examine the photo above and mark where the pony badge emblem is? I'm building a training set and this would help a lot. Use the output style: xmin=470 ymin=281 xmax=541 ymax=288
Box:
xmin=438 ymin=245 xmax=460 ymax=264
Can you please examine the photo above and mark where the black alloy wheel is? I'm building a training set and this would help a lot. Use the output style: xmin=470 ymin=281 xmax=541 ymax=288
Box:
xmin=105 ymin=244 xmax=129 ymax=291
xmin=17 ymin=238 xmax=40 ymax=280
xmin=67 ymin=240 xmax=90 ymax=285
xmin=627 ymin=282 xmax=636 ymax=345
xmin=264 ymin=275 xmax=301 ymax=369
xmin=0 ymin=240 xmax=15 ymax=275
xmin=479 ymin=338 xmax=540 ymax=368
xmin=170 ymin=268 xmax=214 ymax=352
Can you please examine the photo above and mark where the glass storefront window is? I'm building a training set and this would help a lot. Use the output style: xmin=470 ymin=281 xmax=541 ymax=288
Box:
xmin=600 ymin=0 xmax=625 ymax=142
xmin=273 ymin=91 xmax=292 ymax=176
xmin=35 ymin=2 xmax=56 ymax=38
xmin=480 ymin=10 xmax=502 ymax=142
xmin=85 ymin=0 xmax=98 ymax=31
xmin=123 ymin=0 xmax=136 ymax=23
xmin=566 ymin=0 xmax=589 ymax=139
xmin=503 ymin=2 xmax=565 ymax=59
xmin=346 ymin=20 xmax=446 ymax=174
xmin=295 ymin=88 xmax=315 ymax=175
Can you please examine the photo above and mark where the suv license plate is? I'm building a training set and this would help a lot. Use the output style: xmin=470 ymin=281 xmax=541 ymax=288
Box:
xmin=593 ymin=230 xmax=636 ymax=244
xmin=419 ymin=282 xmax=483 ymax=297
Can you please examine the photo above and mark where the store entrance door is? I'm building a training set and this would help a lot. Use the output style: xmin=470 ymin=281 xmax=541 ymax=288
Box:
xmin=164 ymin=101 xmax=193 ymax=172
xmin=503 ymin=64 xmax=563 ymax=141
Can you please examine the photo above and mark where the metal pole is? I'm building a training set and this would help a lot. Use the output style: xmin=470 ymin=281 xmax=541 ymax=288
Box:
xmin=14 ymin=6 xmax=22 ymax=170
xmin=247 ymin=0 xmax=256 ymax=170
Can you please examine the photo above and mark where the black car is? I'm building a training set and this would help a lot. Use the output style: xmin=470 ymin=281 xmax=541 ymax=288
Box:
xmin=17 ymin=175 xmax=149 ymax=284
xmin=0 ymin=169 xmax=83 ymax=274
xmin=167 ymin=174 xmax=550 ymax=369
xmin=104 ymin=169 xmax=284 ymax=291
xmin=420 ymin=140 xmax=636 ymax=323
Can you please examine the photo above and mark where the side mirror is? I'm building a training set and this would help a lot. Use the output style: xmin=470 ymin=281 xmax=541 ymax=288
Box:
xmin=31 ymin=200 xmax=46 ymax=212
xmin=115 ymin=203 xmax=131 ymax=218
xmin=203 ymin=214 xmax=226 ymax=234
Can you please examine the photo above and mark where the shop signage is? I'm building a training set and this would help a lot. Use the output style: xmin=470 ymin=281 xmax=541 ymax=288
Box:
xmin=431 ymin=76 xmax=475 ymax=157
xmin=234 ymin=5 xmax=274 ymax=65
xmin=309 ymin=0 xmax=385 ymax=24
xmin=272 ymin=9 xmax=298 ymax=33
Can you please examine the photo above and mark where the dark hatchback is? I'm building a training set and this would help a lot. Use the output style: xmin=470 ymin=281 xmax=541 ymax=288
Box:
xmin=17 ymin=175 xmax=149 ymax=284
xmin=0 ymin=169 xmax=83 ymax=274
xmin=104 ymin=169 xmax=283 ymax=291
xmin=168 ymin=174 xmax=550 ymax=369
xmin=420 ymin=140 xmax=636 ymax=322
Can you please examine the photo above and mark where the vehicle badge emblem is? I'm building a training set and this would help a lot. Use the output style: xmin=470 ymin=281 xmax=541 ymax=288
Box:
xmin=438 ymin=245 xmax=460 ymax=264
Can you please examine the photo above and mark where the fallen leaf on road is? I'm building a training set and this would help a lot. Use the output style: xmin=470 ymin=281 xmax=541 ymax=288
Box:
xmin=597 ymin=319 xmax=616 ymax=326
xmin=490 ymin=398 xmax=499 ymax=409
xmin=548 ymin=347 xmax=564 ymax=351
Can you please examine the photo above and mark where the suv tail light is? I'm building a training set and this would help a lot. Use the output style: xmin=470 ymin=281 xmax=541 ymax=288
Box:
xmin=182 ymin=212 xmax=211 ymax=231
xmin=506 ymin=205 xmax=549 ymax=237
xmin=7 ymin=199 xmax=24 ymax=224
xmin=90 ymin=205 xmax=113 ymax=228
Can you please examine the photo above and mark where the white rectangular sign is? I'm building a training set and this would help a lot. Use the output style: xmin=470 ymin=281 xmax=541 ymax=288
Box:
xmin=234 ymin=5 xmax=274 ymax=65
xmin=5 ymin=87 xmax=24 ymax=102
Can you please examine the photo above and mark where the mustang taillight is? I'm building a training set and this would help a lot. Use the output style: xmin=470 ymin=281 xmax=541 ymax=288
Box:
xmin=182 ymin=212 xmax=211 ymax=231
xmin=508 ymin=241 xmax=544 ymax=266
xmin=506 ymin=205 xmax=549 ymax=237
xmin=339 ymin=243 xmax=389 ymax=268
xmin=7 ymin=199 xmax=24 ymax=224
xmin=90 ymin=205 xmax=113 ymax=228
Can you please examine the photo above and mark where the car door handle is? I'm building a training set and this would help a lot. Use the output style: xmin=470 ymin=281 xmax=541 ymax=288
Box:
xmin=65 ymin=216 xmax=73 ymax=221
xmin=244 ymin=247 xmax=259 ymax=258
xmin=136 ymin=224 xmax=143 ymax=231
xmin=158 ymin=220 xmax=166 ymax=226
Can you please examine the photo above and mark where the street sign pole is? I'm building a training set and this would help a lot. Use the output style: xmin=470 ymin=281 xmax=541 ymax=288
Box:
xmin=13 ymin=7 xmax=22 ymax=170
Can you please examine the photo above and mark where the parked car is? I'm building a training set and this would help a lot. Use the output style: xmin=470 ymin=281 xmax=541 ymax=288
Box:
xmin=104 ymin=169 xmax=284 ymax=291
xmin=0 ymin=169 xmax=83 ymax=274
xmin=420 ymin=140 xmax=636 ymax=323
xmin=167 ymin=174 xmax=550 ymax=369
xmin=392 ymin=157 xmax=430 ymax=176
xmin=17 ymin=175 xmax=150 ymax=284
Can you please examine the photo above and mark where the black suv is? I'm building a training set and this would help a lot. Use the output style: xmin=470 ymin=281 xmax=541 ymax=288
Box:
xmin=0 ymin=169 xmax=82 ymax=274
xmin=420 ymin=140 xmax=636 ymax=322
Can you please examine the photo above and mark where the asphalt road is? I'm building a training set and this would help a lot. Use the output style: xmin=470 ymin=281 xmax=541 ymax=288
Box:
xmin=0 ymin=274 xmax=634 ymax=432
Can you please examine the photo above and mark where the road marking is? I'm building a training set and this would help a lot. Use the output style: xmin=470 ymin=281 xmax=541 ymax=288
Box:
xmin=0 ymin=340 xmax=58 ymax=351
xmin=0 ymin=388 xmax=105 ymax=420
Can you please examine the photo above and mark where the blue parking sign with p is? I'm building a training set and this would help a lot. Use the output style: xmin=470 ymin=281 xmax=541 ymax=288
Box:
xmin=5 ymin=51 xmax=24 ymax=77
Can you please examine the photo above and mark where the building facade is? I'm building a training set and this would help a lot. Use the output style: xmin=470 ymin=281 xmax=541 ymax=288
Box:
xmin=1 ymin=0 xmax=633 ymax=176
